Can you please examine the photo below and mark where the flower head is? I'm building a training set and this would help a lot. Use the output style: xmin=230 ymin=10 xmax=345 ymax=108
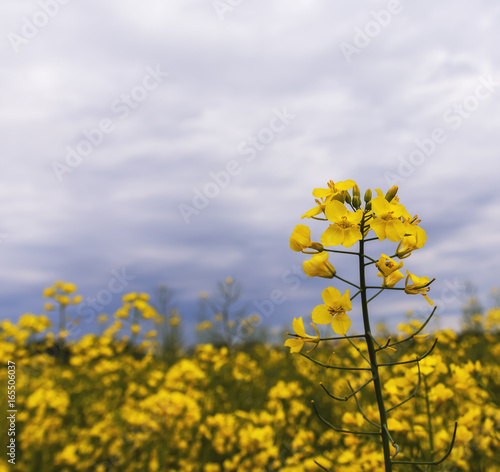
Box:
xmin=284 ymin=317 xmax=320 ymax=353
xmin=301 ymin=179 xmax=356 ymax=219
xmin=405 ymin=270 xmax=434 ymax=305
xmin=375 ymin=254 xmax=404 ymax=288
xmin=396 ymin=225 xmax=427 ymax=258
xmin=321 ymin=200 xmax=363 ymax=248
xmin=303 ymin=252 xmax=336 ymax=278
xmin=312 ymin=287 xmax=352 ymax=335
xmin=290 ymin=224 xmax=323 ymax=252
xmin=369 ymin=196 xmax=407 ymax=242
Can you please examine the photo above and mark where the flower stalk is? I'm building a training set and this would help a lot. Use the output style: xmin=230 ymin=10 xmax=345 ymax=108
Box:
xmin=285 ymin=179 xmax=457 ymax=471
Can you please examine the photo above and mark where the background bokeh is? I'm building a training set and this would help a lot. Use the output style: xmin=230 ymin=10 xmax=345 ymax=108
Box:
xmin=1 ymin=1 xmax=499 ymax=340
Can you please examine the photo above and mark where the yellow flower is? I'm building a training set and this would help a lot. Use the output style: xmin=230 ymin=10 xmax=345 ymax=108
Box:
xmin=196 ymin=321 xmax=213 ymax=331
xmin=145 ymin=330 xmax=157 ymax=338
xmin=57 ymin=295 xmax=70 ymax=306
xmin=42 ymin=287 xmax=55 ymax=298
xmin=321 ymin=200 xmax=363 ymax=248
xmin=122 ymin=292 xmax=138 ymax=302
xmin=312 ymin=287 xmax=352 ymax=335
xmin=249 ymin=313 xmax=260 ymax=323
xmin=396 ymin=225 xmax=427 ymax=258
xmin=44 ymin=302 xmax=55 ymax=311
xmin=115 ymin=307 xmax=129 ymax=319
xmin=62 ymin=283 xmax=77 ymax=294
xmin=290 ymin=224 xmax=323 ymax=253
xmin=138 ymin=292 xmax=150 ymax=301
xmin=97 ymin=314 xmax=108 ymax=323
xmin=131 ymin=324 xmax=141 ymax=334
xmin=134 ymin=299 xmax=148 ymax=311
xmin=169 ymin=316 xmax=181 ymax=326
xmin=301 ymin=179 xmax=356 ymax=219
xmin=302 ymin=252 xmax=336 ymax=278
xmin=376 ymin=254 xmax=404 ymax=288
xmin=370 ymin=196 xmax=406 ymax=242
xmin=142 ymin=307 xmax=156 ymax=319
xmin=404 ymin=270 xmax=434 ymax=305
xmin=285 ymin=317 xmax=320 ymax=353
xmin=72 ymin=295 xmax=83 ymax=305
xmin=312 ymin=179 xmax=356 ymax=200
xmin=214 ymin=313 xmax=223 ymax=322
xmin=225 ymin=277 xmax=233 ymax=285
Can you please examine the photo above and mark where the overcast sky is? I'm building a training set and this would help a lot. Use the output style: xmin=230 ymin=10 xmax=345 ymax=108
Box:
xmin=1 ymin=1 xmax=499 ymax=342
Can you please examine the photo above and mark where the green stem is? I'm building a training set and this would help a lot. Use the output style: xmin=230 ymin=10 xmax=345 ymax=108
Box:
xmin=359 ymin=215 xmax=393 ymax=471
xmin=334 ymin=274 xmax=360 ymax=289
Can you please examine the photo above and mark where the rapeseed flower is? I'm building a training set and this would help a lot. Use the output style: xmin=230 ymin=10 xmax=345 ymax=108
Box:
xmin=404 ymin=270 xmax=434 ymax=305
xmin=312 ymin=287 xmax=352 ymax=335
xmin=321 ymin=200 xmax=363 ymax=248
xmin=284 ymin=317 xmax=320 ymax=353
xmin=375 ymin=254 xmax=404 ymax=287
xmin=370 ymin=196 xmax=406 ymax=242
xmin=302 ymin=252 xmax=336 ymax=278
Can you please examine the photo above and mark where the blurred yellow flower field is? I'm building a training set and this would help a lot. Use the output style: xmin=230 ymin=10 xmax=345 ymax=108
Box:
xmin=0 ymin=293 xmax=499 ymax=471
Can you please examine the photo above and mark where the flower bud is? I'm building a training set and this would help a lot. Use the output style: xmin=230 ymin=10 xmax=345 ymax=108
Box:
xmin=352 ymin=184 xmax=361 ymax=199
xmin=364 ymin=189 xmax=372 ymax=203
xmin=332 ymin=193 xmax=345 ymax=203
xmin=385 ymin=185 xmax=398 ymax=202
xmin=365 ymin=200 xmax=372 ymax=211
xmin=344 ymin=192 xmax=352 ymax=204
xmin=352 ymin=195 xmax=361 ymax=209
xmin=310 ymin=242 xmax=324 ymax=252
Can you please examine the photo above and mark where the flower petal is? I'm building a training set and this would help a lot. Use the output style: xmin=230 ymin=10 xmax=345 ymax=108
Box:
xmin=312 ymin=304 xmax=332 ymax=324
xmin=284 ymin=338 xmax=305 ymax=353
xmin=332 ymin=312 xmax=351 ymax=335
xmin=292 ymin=317 xmax=306 ymax=337
xmin=324 ymin=200 xmax=347 ymax=223
xmin=322 ymin=287 xmax=341 ymax=307
xmin=321 ymin=225 xmax=344 ymax=247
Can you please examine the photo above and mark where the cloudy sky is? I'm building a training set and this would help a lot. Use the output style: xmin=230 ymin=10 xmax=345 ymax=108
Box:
xmin=1 ymin=1 xmax=499 ymax=342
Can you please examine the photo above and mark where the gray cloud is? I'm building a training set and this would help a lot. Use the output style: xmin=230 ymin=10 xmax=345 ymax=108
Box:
xmin=1 ymin=1 xmax=499 ymax=338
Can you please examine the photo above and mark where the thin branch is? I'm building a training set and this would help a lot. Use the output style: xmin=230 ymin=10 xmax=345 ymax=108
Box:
xmin=300 ymin=352 xmax=371 ymax=371
xmin=334 ymin=274 xmax=360 ymax=290
xmin=362 ymin=254 xmax=377 ymax=263
xmin=314 ymin=461 xmax=332 ymax=472
xmin=365 ymin=286 xmax=406 ymax=290
xmin=379 ymin=339 xmax=438 ymax=367
xmin=383 ymin=424 xmax=400 ymax=459
xmin=350 ymin=289 xmax=361 ymax=301
xmin=392 ymin=422 xmax=458 ymax=465
xmin=388 ymin=307 xmax=437 ymax=348
xmin=386 ymin=362 xmax=421 ymax=413
xmin=346 ymin=336 xmax=371 ymax=366
xmin=319 ymin=334 xmax=366 ymax=341
xmin=367 ymin=289 xmax=384 ymax=304
xmin=320 ymin=377 xmax=374 ymax=402
xmin=323 ymin=248 xmax=358 ymax=255
xmin=370 ymin=334 xmax=384 ymax=349
xmin=348 ymin=381 xmax=381 ymax=430
xmin=311 ymin=401 xmax=380 ymax=436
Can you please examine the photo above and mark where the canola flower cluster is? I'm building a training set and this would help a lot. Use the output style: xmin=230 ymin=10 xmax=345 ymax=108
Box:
xmin=0 ymin=293 xmax=499 ymax=470
xmin=283 ymin=179 xmax=500 ymax=470
xmin=287 ymin=180 xmax=432 ymax=345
